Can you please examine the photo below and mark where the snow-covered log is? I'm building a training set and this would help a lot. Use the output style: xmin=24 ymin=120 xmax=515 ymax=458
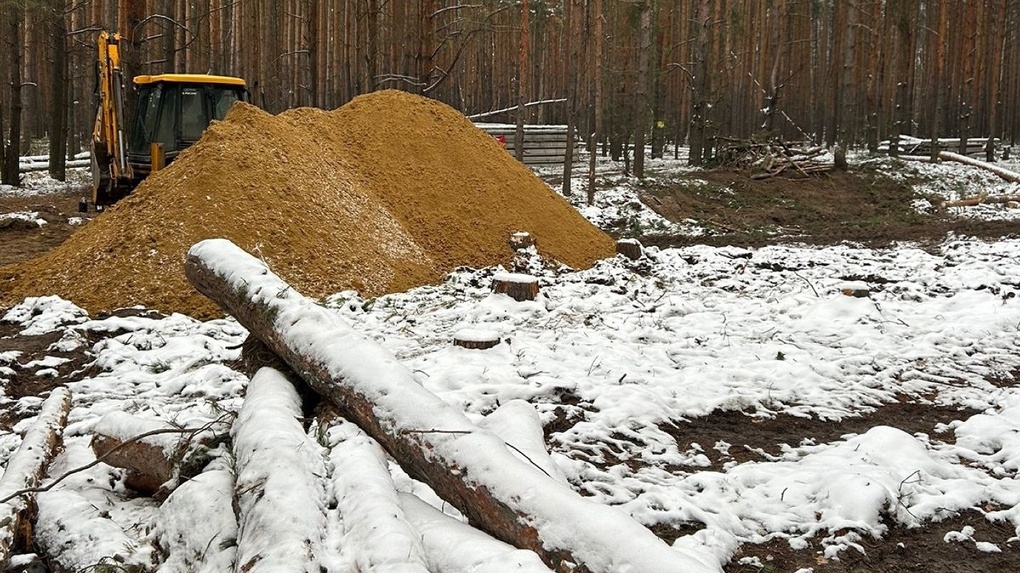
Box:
xmin=232 ymin=367 xmax=330 ymax=573
xmin=156 ymin=466 xmax=238 ymax=573
xmin=325 ymin=420 xmax=430 ymax=573
xmin=90 ymin=412 xmax=183 ymax=495
xmin=185 ymin=238 xmax=721 ymax=573
xmin=0 ymin=386 xmax=71 ymax=569
xmin=399 ymin=493 xmax=554 ymax=573
xmin=939 ymin=150 xmax=1020 ymax=183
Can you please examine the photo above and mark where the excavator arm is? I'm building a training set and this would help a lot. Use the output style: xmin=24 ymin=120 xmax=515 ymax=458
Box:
xmin=91 ymin=31 xmax=133 ymax=207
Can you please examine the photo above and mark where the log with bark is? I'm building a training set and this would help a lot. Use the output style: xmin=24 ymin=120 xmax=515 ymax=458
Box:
xmin=0 ymin=386 xmax=71 ymax=570
xmin=185 ymin=238 xmax=721 ymax=573
xmin=938 ymin=151 xmax=1020 ymax=183
xmin=232 ymin=366 xmax=331 ymax=573
xmin=325 ymin=419 xmax=431 ymax=573
xmin=943 ymin=193 xmax=1020 ymax=208
xmin=90 ymin=412 xmax=184 ymax=496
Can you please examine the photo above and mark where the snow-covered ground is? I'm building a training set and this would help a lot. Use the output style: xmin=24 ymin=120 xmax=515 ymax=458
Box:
xmin=2 ymin=152 xmax=1020 ymax=571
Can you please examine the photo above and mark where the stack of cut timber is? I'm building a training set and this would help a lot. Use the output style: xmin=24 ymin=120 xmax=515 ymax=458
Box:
xmin=475 ymin=124 xmax=576 ymax=166
xmin=881 ymin=137 xmax=1000 ymax=159
xmin=715 ymin=138 xmax=831 ymax=179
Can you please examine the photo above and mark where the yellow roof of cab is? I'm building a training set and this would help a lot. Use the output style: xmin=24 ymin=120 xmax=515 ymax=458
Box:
xmin=133 ymin=74 xmax=246 ymax=87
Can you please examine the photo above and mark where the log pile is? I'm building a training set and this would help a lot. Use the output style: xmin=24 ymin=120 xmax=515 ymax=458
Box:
xmin=0 ymin=387 xmax=71 ymax=570
xmin=183 ymin=238 xmax=721 ymax=573
xmin=715 ymin=138 xmax=832 ymax=179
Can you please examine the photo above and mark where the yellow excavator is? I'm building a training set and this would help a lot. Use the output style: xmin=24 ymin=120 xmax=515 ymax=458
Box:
xmin=90 ymin=31 xmax=250 ymax=209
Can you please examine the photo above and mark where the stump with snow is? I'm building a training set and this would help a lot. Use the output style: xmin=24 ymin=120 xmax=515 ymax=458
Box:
xmin=453 ymin=328 xmax=501 ymax=350
xmin=492 ymin=272 xmax=539 ymax=301
xmin=616 ymin=239 xmax=644 ymax=260
xmin=508 ymin=231 xmax=535 ymax=251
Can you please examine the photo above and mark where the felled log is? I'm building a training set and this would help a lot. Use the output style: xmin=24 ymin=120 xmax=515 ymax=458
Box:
xmin=0 ymin=386 xmax=71 ymax=570
xmin=185 ymin=238 xmax=720 ymax=573
xmin=90 ymin=413 xmax=181 ymax=495
xmin=492 ymin=272 xmax=539 ymax=301
xmin=325 ymin=420 xmax=430 ymax=573
xmin=156 ymin=468 xmax=238 ymax=573
xmin=399 ymin=493 xmax=553 ymax=573
xmin=939 ymin=150 xmax=1020 ymax=183
xmin=232 ymin=367 xmax=330 ymax=573
xmin=943 ymin=193 xmax=1020 ymax=208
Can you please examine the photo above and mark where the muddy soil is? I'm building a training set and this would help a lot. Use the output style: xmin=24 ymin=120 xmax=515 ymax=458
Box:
xmin=2 ymin=166 xmax=1018 ymax=572
xmin=637 ymin=167 xmax=1020 ymax=250
xmin=0 ymin=189 xmax=92 ymax=267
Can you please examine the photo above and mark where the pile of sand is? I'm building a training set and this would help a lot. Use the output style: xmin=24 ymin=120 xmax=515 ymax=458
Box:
xmin=0 ymin=90 xmax=613 ymax=319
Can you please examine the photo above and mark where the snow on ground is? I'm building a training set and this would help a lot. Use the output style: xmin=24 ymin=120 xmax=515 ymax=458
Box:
xmin=0 ymin=165 xmax=90 ymax=198
xmin=3 ymin=153 xmax=1020 ymax=570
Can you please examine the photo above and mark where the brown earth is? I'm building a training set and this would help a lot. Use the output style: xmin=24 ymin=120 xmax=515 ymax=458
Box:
xmin=3 ymin=146 xmax=1020 ymax=571
xmin=636 ymin=167 xmax=1020 ymax=251
xmin=0 ymin=90 xmax=614 ymax=319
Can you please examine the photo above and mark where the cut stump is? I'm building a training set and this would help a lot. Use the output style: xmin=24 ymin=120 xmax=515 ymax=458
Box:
xmin=492 ymin=273 xmax=539 ymax=301
xmin=616 ymin=239 xmax=644 ymax=260
xmin=508 ymin=231 xmax=535 ymax=251
xmin=453 ymin=328 xmax=501 ymax=350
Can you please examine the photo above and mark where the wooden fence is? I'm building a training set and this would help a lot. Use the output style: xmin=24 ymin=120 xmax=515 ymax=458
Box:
xmin=474 ymin=123 xmax=577 ymax=167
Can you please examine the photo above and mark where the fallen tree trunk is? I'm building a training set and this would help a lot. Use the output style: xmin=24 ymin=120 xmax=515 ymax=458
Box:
xmin=185 ymin=238 xmax=720 ymax=573
xmin=0 ymin=386 xmax=71 ymax=569
xmin=939 ymin=151 xmax=1020 ymax=183
xmin=943 ymin=194 xmax=1020 ymax=208
xmin=232 ymin=367 xmax=330 ymax=573
xmin=325 ymin=420 xmax=431 ymax=573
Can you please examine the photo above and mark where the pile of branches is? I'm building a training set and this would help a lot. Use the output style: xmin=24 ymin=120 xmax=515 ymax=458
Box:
xmin=715 ymin=138 xmax=833 ymax=179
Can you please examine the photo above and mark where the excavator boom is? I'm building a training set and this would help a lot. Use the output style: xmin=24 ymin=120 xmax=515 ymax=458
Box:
xmin=91 ymin=31 xmax=133 ymax=207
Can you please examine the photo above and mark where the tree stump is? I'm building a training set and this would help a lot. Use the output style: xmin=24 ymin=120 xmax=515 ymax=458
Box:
xmin=839 ymin=281 xmax=870 ymax=298
xmin=616 ymin=239 xmax=644 ymax=260
xmin=491 ymin=273 xmax=539 ymax=301
xmin=508 ymin=231 xmax=535 ymax=251
xmin=453 ymin=328 xmax=501 ymax=350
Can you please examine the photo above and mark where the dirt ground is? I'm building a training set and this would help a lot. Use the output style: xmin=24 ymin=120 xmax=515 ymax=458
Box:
xmin=1 ymin=167 xmax=1018 ymax=572
xmin=638 ymin=166 xmax=1020 ymax=251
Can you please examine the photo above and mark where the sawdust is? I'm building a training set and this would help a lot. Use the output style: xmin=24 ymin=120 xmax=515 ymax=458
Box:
xmin=0 ymin=90 xmax=613 ymax=319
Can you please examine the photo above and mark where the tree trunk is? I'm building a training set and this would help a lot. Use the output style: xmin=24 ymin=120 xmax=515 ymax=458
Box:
xmin=47 ymin=0 xmax=68 ymax=182
xmin=633 ymin=0 xmax=652 ymax=179
xmin=587 ymin=0 xmax=603 ymax=206
xmin=0 ymin=387 xmax=71 ymax=569
xmin=2 ymin=5 xmax=24 ymax=186
xmin=184 ymin=238 xmax=720 ymax=573
xmin=688 ymin=0 xmax=710 ymax=166
xmin=939 ymin=150 xmax=1020 ymax=182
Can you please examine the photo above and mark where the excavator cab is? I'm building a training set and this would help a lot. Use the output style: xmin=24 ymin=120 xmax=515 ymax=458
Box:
xmin=125 ymin=74 xmax=249 ymax=183
xmin=90 ymin=30 xmax=250 ymax=208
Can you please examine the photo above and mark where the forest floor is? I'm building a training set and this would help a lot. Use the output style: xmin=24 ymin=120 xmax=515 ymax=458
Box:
xmin=2 ymin=161 xmax=1019 ymax=572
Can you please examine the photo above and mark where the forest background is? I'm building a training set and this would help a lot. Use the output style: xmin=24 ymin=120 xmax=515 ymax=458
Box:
xmin=0 ymin=0 xmax=1018 ymax=185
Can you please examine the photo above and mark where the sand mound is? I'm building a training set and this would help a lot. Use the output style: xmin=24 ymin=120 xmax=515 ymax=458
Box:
xmin=1 ymin=90 xmax=613 ymax=319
